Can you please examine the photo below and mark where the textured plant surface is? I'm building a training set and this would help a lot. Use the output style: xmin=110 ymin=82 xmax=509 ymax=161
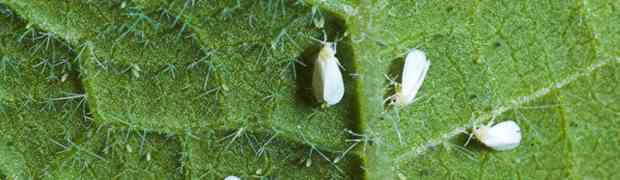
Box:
xmin=0 ymin=0 xmax=618 ymax=179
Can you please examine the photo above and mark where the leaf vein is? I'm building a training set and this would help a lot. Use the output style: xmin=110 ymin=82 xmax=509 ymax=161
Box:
xmin=394 ymin=57 xmax=618 ymax=163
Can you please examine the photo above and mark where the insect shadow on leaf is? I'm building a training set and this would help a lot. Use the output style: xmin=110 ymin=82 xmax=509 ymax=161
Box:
xmin=384 ymin=55 xmax=406 ymax=109
xmin=295 ymin=41 xmax=322 ymax=107
xmin=453 ymin=130 xmax=488 ymax=152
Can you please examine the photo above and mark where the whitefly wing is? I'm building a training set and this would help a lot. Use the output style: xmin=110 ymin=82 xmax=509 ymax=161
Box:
xmin=312 ymin=43 xmax=344 ymax=106
xmin=485 ymin=121 xmax=522 ymax=151
xmin=321 ymin=56 xmax=344 ymax=106
xmin=400 ymin=48 xmax=430 ymax=103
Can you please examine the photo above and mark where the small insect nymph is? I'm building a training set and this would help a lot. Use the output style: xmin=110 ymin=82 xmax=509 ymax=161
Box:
xmin=473 ymin=120 xmax=522 ymax=151
xmin=389 ymin=48 xmax=430 ymax=107
xmin=312 ymin=39 xmax=344 ymax=107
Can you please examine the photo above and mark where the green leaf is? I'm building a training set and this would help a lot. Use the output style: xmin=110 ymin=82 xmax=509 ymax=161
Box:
xmin=0 ymin=12 xmax=83 ymax=179
xmin=0 ymin=0 xmax=618 ymax=179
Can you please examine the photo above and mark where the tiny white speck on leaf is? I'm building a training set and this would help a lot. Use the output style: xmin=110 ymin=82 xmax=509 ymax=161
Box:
xmin=126 ymin=144 xmax=133 ymax=153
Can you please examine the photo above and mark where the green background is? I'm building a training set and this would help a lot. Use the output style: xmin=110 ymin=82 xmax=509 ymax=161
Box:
xmin=0 ymin=0 xmax=618 ymax=179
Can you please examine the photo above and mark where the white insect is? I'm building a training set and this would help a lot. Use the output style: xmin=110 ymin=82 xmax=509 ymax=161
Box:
xmin=473 ymin=120 xmax=522 ymax=151
xmin=313 ymin=41 xmax=344 ymax=107
xmin=224 ymin=176 xmax=241 ymax=180
xmin=389 ymin=48 xmax=430 ymax=107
